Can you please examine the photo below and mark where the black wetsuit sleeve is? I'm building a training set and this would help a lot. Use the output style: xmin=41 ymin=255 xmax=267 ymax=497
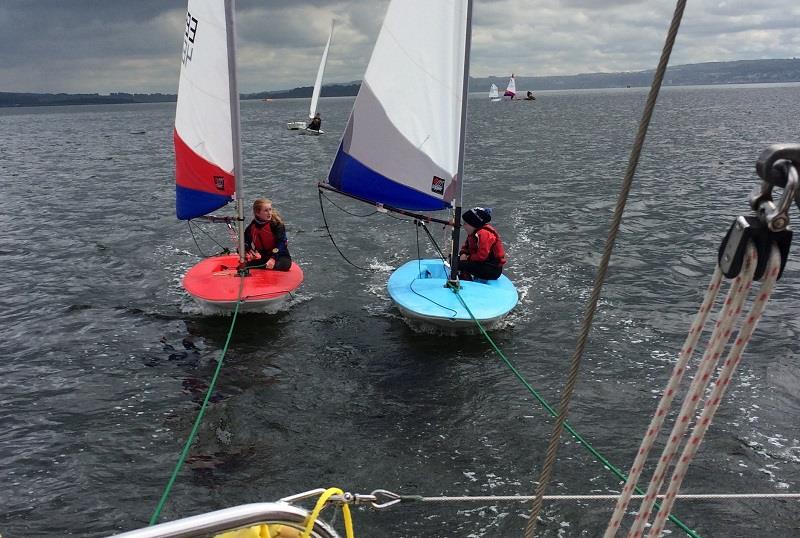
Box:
xmin=272 ymin=223 xmax=290 ymax=258
xmin=243 ymin=222 xmax=254 ymax=252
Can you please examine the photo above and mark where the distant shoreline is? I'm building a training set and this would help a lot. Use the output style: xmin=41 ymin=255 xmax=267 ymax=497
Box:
xmin=3 ymin=58 xmax=799 ymax=108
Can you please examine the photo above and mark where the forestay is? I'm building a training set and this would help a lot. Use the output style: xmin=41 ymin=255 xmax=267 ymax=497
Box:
xmin=325 ymin=0 xmax=468 ymax=211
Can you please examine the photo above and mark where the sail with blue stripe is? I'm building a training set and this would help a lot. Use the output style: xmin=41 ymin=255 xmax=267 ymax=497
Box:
xmin=174 ymin=0 xmax=236 ymax=220
xmin=324 ymin=0 xmax=467 ymax=212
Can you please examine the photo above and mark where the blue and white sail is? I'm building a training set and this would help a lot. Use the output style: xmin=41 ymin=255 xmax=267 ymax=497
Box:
xmin=325 ymin=0 xmax=468 ymax=212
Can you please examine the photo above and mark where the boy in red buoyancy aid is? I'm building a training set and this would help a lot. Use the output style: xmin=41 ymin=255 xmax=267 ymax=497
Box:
xmin=458 ymin=206 xmax=507 ymax=281
xmin=243 ymin=198 xmax=292 ymax=271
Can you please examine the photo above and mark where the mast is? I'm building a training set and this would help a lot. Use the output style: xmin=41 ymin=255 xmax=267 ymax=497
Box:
xmin=448 ymin=0 xmax=473 ymax=282
xmin=224 ymin=0 xmax=246 ymax=264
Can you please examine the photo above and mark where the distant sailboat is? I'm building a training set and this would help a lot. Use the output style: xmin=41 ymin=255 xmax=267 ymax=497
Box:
xmin=320 ymin=0 xmax=518 ymax=329
xmin=176 ymin=0 xmax=303 ymax=312
xmin=287 ymin=21 xmax=334 ymax=135
xmin=489 ymin=83 xmax=501 ymax=101
xmin=503 ymin=73 xmax=516 ymax=99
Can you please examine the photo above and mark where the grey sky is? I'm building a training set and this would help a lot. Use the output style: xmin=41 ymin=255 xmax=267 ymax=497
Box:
xmin=0 ymin=0 xmax=797 ymax=94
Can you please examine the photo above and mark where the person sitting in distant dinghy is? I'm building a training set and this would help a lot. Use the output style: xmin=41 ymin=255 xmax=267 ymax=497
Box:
xmin=243 ymin=198 xmax=292 ymax=271
xmin=525 ymin=91 xmax=536 ymax=100
xmin=458 ymin=206 xmax=507 ymax=281
xmin=307 ymin=112 xmax=322 ymax=131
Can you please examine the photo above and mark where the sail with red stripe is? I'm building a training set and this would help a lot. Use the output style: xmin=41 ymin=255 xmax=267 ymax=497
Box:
xmin=503 ymin=73 xmax=516 ymax=98
xmin=174 ymin=0 xmax=236 ymax=220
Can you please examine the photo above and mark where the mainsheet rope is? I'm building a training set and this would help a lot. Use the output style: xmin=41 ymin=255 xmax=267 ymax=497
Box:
xmin=602 ymin=265 xmax=724 ymax=535
xmin=613 ymin=245 xmax=783 ymax=538
xmin=627 ymin=247 xmax=756 ymax=537
xmin=523 ymin=0 xmax=690 ymax=535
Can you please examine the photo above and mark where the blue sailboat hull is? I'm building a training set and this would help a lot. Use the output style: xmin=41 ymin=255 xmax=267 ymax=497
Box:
xmin=387 ymin=259 xmax=518 ymax=329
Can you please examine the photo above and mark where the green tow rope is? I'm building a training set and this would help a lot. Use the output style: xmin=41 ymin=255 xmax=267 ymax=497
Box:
xmin=149 ymin=278 xmax=245 ymax=525
xmin=451 ymin=289 xmax=700 ymax=538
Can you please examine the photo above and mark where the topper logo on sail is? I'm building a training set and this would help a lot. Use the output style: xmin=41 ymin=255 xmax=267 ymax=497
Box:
xmin=431 ymin=176 xmax=445 ymax=194
xmin=214 ymin=176 xmax=225 ymax=190
xmin=182 ymin=12 xmax=198 ymax=66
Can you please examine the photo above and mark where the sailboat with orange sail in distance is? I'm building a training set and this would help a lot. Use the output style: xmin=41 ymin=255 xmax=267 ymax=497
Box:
xmin=175 ymin=0 xmax=303 ymax=313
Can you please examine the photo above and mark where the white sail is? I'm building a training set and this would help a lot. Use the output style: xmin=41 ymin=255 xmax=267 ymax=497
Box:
xmin=326 ymin=0 xmax=468 ymax=210
xmin=489 ymin=83 xmax=499 ymax=100
xmin=308 ymin=21 xmax=334 ymax=119
xmin=175 ymin=0 xmax=233 ymax=180
xmin=504 ymin=74 xmax=516 ymax=97
xmin=175 ymin=0 xmax=241 ymax=220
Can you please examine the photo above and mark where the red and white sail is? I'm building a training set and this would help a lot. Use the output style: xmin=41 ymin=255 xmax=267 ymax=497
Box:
xmin=503 ymin=74 xmax=516 ymax=98
xmin=174 ymin=0 xmax=238 ymax=220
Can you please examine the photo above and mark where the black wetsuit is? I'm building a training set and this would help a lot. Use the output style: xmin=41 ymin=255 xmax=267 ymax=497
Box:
xmin=243 ymin=218 xmax=292 ymax=271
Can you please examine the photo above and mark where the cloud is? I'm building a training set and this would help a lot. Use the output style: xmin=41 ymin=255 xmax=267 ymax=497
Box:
xmin=0 ymin=0 xmax=797 ymax=93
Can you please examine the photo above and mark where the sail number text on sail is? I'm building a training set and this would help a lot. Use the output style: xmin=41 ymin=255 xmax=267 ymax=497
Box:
xmin=182 ymin=12 xmax=198 ymax=66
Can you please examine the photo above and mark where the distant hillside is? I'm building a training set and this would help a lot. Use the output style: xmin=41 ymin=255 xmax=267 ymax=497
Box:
xmin=0 ymin=92 xmax=176 ymax=107
xmin=243 ymin=58 xmax=800 ymax=99
xmin=245 ymin=82 xmax=361 ymax=100
xmin=481 ymin=59 xmax=800 ymax=91
xmin=3 ymin=59 xmax=799 ymax=107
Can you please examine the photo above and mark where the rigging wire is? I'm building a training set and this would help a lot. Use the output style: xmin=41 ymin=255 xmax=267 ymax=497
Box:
xmin=523 ymin=1 xmax=690 ymax=535
xmin=319 ymin=190 xmax=379 ymax=218
xmin=389 ymin=492 xmax=800 ymax=503
xmin=187 ymin=219 xmax=231 ymax=257
xmin=409 ymin=222 xmax=458 ymax=317
xmin=318 ymin=190 xmax=375 ymax=272
xmin=417 ymin=220 xmax=449 ymax=263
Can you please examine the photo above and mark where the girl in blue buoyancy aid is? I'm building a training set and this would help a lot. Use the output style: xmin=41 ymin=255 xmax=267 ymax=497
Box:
xmin=243 ymin=198 xmax=292 ymax=271
xmin=458 ymin=207 xmax=507 ymax=280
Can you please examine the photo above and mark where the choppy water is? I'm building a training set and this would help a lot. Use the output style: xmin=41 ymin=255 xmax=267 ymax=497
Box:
xmin=1 ymin=84 xmax=799 ymax=537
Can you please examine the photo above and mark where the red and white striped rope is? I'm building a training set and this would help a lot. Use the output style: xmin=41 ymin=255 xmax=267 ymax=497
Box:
xmin=627 ymin=244 xmax=759 ymax=538
xmin=603 ymin=266 xmax=724 ymax=537
xmin=647 ymin=245 xmax=781 ymax=536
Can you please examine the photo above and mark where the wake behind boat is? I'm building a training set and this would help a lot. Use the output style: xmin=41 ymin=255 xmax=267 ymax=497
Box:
xmin=320 ymin=0 xmax=518 ymax=330
xmin=175 ymin=0 xmax=303 ymax=313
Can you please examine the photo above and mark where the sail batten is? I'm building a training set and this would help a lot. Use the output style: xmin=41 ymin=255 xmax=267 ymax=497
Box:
xmin=324 ymin=0 xmax=467 ymax=211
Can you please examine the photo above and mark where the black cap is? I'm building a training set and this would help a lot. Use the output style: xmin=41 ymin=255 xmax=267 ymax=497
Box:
xmin=462 ymin=207 xmax=491 ymax=228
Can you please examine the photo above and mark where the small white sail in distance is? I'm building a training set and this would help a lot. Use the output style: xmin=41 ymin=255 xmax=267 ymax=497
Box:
xmin=489 ymin=83 xmax=500 ymax=101
xmin=308 ymin=21 xmax=334 ymax=119
xmin=287 ymin=20 xmax=334 ymax=130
